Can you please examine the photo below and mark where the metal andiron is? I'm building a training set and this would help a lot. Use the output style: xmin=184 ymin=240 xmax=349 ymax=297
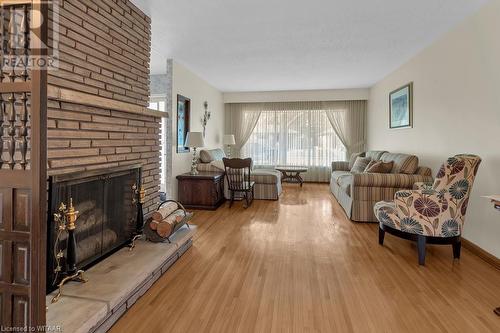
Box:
xmin=51 ymin=198 xmax=87 ymax=304
xmin=129 ymin=183 xmax=146 ymax=250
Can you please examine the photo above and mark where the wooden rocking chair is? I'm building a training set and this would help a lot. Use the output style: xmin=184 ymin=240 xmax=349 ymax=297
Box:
xmin=223 ymin=158 xmax=255 ymax=208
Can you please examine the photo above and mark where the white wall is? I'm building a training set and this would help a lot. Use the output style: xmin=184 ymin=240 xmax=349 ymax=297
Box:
xmin=171 ymin=60 xmax=225 ymax=199
xmin=223 ymin=88 xmax=369 ymax=103
xmin=368 ymin=0 xmax=500 ymax=256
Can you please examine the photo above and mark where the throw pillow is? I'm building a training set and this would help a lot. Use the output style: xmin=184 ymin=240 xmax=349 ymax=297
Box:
xmin=348 ymin=152 xmax=366 ymax=170
xmin=380 ymin=153 xmax=419 ymax=174
xmin=364 ymin=160 xmax=377 ymax=172
xmin=365 ymin=161 xmax=394 ymax=174
xmin=350 ymin=157 xmax=372 ymax=173
xmin=199 ymin=150 xmax=212 ymax=163
xmin=200 ymin=148 xmax=226 ymax=163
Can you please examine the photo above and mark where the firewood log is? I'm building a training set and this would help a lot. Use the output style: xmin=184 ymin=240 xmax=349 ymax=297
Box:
xmin=75 ymin=200 xmax=97 ymax=215
xmin=151 ymin=202 xmax=178 ymax=221
xmin=156 ymin=220 xmax=175 ymax=238
xmin=154 ymin=209 xmax=185 ymax=238
xmin=149 ymin=219 xmax=159 ymax=231
xmin=165 ymin=209 xmax=185 ymax=223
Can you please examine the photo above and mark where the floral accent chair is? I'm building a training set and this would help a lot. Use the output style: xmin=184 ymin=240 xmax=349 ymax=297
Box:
xmin=374 ymin=154 xmax=481 ymax=265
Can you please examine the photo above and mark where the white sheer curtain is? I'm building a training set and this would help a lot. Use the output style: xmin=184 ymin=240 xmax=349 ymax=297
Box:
xmin=323 ymin=101 xmax=367 ymax=157
xmin=238 ymin=102 xmax=347 ymax=182
xmin=226 ymin=101 xmax=366 ymax=183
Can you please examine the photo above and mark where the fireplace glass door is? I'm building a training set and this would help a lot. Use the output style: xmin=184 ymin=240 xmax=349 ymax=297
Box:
xmin=46 ymin=166 xmax=140 ymax=293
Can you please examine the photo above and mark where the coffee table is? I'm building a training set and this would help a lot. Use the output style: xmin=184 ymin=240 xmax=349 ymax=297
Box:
xmin=275 ymin=167 xmax=308 ymax=187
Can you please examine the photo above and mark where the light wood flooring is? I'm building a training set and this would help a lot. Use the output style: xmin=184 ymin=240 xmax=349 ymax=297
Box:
xmin=111 ymin=184 xmax=500 ymax=332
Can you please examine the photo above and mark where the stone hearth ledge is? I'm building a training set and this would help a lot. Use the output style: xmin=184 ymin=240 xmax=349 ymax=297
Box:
xmin=46 ymin=225 xmax=196 ymax=333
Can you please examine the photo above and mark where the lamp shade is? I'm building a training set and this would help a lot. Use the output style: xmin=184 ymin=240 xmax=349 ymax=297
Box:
xmin=223 ymin=134 xmax=236 ymax=145
xmin=185 ymin=132 xmax=205 ymax=148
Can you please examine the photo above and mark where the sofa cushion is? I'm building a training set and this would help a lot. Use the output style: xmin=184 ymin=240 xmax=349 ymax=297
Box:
xmin=365 ymin=151 xmax=387 ymax=161
xmin=337 ymin=176 xmax=352 ymax=194
xmin=348 ymin=152 xmax=365 ymax=169
xmin=331 ymin=171 xmax=351 ymax=183
xmin=365 ymin=161 xmax=393 ymax=174
xmin=350 ymin=157 xmax=371 ymax=173
xmin=251 ymin=169 xmax=281 ymax=184
xmin=331 ymin=171 xmax=352 ymax=194
xmin=380 ymin=152 xmax=419 ymax=174
xmin=199 ymin=148 xmax=225 ymax=163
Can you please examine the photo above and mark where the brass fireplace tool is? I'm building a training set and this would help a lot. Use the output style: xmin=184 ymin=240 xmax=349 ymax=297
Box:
xmin=51 ymin=198 xmax=87 ymax=304
xmin=129 ymin=184 xmax=146 ymax=251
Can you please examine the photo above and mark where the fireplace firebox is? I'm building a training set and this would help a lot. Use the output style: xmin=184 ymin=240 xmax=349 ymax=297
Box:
xmin=46 ymin=165 xmax=142 ymax=293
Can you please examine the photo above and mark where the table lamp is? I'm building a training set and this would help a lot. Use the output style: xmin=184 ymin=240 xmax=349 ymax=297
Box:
xmin=223 ymin=134 xmax=236 ymax=157
xmin=185 ymin=132 xmax=205 ymax=175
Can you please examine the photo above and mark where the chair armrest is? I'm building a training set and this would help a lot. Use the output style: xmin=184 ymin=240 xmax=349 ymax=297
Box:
xmin=413 ymin=182 xmax=434 ymax=190
xmin=352 ymin=173 xmax=434 ymax=188
xmin=393 ymin=189 xmax=464 ymax=236
xmin=332 ymin=161 xmax=349 ymax=172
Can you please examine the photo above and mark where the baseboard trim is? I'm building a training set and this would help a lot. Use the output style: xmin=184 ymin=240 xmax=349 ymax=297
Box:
xmin=462 ymin=238 xmax=500 ymax=270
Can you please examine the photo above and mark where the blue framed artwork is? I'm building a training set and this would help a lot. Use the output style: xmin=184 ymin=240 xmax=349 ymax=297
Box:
xmin=389 ymin=82 xmax=413 ymax=129
xmin=176 ymin=95 xmax=191 ymax=153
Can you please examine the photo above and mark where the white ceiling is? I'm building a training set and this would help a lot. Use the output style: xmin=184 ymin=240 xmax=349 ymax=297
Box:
xmin=132 ymin=0 xmax=489 ymax=92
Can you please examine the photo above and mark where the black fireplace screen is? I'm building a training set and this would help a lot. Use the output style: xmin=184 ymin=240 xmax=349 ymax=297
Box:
xmin=47 ymin=165 xmax=141 ymax=293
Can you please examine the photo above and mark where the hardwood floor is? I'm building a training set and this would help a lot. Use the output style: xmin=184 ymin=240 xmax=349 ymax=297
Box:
xmin=111 ymin=184 xmax=500 ymax=332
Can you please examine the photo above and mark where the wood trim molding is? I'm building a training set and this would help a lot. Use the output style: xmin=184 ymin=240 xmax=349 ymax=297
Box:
xmin=462 ymin=238 xmax=500 ymax=270
xmin=1 ymin=0 xmax=32 ymax=5
xmin=0 ymin=81 xmax=31 ymax=93
xmin=47 ymin=85 xmax=168 ymax=118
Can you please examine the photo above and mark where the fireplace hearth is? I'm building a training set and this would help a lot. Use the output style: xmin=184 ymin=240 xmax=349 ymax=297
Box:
xmin=47 ymin=165 xmax=142 ymax=293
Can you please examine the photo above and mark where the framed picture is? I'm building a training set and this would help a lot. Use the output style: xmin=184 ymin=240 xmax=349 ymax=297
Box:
xmin=389 ymin=82 xmax=413 ymax=129
xmin=176 ymin=95 xmax=191 ymax=153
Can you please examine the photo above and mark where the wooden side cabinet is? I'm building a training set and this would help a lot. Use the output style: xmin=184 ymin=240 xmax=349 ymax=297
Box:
xmin=176 ymin=171 xmax=225 ymax=210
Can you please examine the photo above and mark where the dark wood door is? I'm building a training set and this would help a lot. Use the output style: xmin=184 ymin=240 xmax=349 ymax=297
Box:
xmin=0 ymin=1 xmax=48 ymax=329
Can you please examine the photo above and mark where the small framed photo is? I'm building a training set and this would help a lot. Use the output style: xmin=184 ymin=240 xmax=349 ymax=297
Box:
xmin=389 ymin=82 xmax=413 ymax=129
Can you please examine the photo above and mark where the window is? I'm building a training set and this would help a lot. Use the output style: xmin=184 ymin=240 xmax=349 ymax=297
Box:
xmin=148 ymin=101 xmax=165 ymax=111
xmin=149 ymin=97 xmax=167 ymax=193
xmin=241 ymin=109 xmax=346 ymax=181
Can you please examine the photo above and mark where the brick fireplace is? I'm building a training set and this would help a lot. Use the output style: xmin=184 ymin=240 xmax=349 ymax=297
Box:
xmin=46 ymin=0 xmax=162 ymax=215
xmin=42 ymin=0 xmax=168 ymax=298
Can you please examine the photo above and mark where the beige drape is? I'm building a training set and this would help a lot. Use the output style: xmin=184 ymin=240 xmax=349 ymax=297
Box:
xmin=225 ymin=100 xmax=367 ymax=182
xmin=323 ymin=100 xmax=367 ymax=157
xmin=224 ymin=103 xmax=262 ymax=158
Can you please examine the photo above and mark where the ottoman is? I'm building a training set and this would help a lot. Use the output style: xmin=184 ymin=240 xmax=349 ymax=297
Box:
xmin=251 ymin=169 xmax=282 ymax=200
xmin=223 ymin=169 xmax=282 ymax=200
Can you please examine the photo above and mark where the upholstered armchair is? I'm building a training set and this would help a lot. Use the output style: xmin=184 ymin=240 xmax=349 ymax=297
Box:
xmin=374 ymin=154 xmax=482 ymax=265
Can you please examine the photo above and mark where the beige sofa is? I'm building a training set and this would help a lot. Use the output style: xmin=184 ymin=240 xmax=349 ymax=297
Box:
xmin=330 ymin=151 xmax=433 ymax=222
